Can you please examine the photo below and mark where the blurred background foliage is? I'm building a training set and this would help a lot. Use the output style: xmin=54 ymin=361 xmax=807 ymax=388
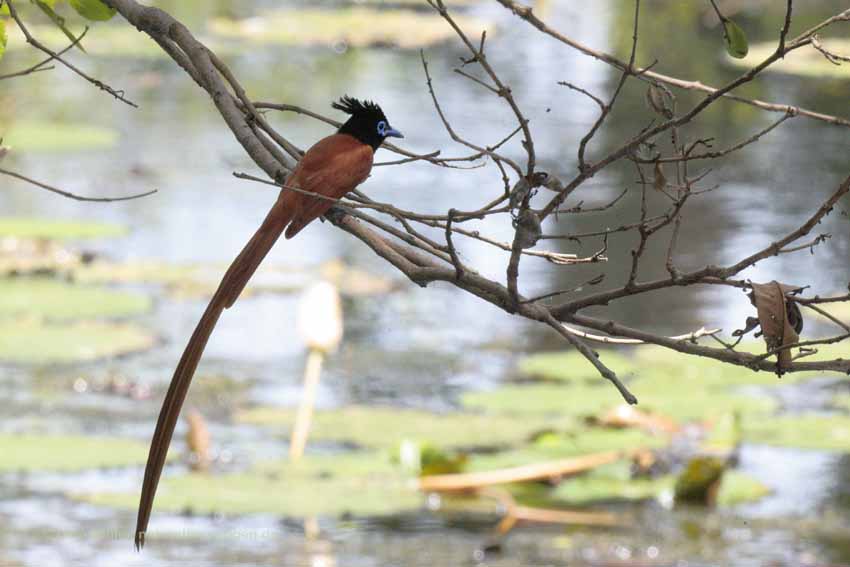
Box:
xmin=0 ymin=0 xmax=848 ymax=565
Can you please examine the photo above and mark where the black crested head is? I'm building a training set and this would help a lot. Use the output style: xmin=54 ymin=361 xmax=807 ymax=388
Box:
xmin=333 ymin=95 xmax=403 ymax=150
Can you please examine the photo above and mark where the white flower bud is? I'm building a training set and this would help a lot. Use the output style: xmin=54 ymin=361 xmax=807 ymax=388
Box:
xmin=296 ymin=281 xmax=343 ymax=353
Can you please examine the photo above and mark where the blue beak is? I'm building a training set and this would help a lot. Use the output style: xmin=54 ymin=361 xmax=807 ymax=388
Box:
xmin=385 ymin=127 xmax=404 ymax=139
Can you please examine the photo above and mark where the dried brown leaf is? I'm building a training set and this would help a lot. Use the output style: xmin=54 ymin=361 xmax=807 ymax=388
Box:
xmin=749 ymin=281 xmax=804 ymax=371
xmin=653 ymin=160 xmax=666 ymax=191
xmin=645 ymin=83 xmax=674 ymax=119
xmin=514 ymin=209 xmax=542 ymax=249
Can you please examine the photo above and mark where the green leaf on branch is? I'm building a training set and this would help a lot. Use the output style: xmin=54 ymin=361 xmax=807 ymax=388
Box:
xmin=69 ymin=0 xmax=117 ymax=21
xmin=31 ymin=0 xmax=86 ymax=52
xmin=722 ymin=19 xmax=748 ymax=58
xmin=0 ymin=19 xmax=7 ymax=61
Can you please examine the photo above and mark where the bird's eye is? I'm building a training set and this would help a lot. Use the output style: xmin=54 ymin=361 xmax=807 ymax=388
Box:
xmin=376 ymin=120 xmax=387 ymax=136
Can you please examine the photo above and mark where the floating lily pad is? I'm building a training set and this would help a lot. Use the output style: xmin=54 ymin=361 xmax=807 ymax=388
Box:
xmin=74 ymin=258 xmax=391 ymax=298
xmin=701 ymin=412 xmax=741 ymax=456
xmin=80 ymin=451 xmax=421 ymax=517
xmin=209 ymin=8 xmax=491 ymax=49
xmin=518 ymin=350 xmax=635 ymax=383
xmin=548 ymin=462 xmax=669 ymax=505
xmin=626 ymin=374 xmax=777 ymax=422
xmin=524 ymin=344 xmax=842 ymax=391
xmin=234 ymin=405 xmax=572 ymax=450
xmin=478 ymin=346 xmax=784 ymax=423
xmin=462 ymin=382 xmax=629 ymax=418
xmin=548 ymin=461 xmax=767 ymax=506
xmin=726 ymin=38 xmax=850 ymax=79
xmin=0 ymin=318 xmax=155 ymax=363
xmin=2 ymin=120 xmax=117 ymax=152
xmin=718 ymin=471 xmax=771 ymax=505
xmin=0 ymin=433 xmax=152 ymax=472
xmin=0 ymin=278 xmax=151 ymax=320
xmin=0 ymin=239 xmax=81 ymax=276
xmin=465 ymin=428 xmax=665 ymax=472
xmin=0 ymin=218 xmax=125 ymax=240
xmin=472 ymin=377 xmax=773 ymax=423
xmin=742 ymin=414 xmax=850 ymax=452
xmin=632 ymin=344 xmax=836 ymax=387
xmin=75 ymin=260 xmax=309 ymax=299
xmin=76 ymin=260 xmax=217 ymax=290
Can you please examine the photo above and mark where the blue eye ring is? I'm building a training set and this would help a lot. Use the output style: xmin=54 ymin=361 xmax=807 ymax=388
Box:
xmin=376 ymin=120 xmax=387 ymax=136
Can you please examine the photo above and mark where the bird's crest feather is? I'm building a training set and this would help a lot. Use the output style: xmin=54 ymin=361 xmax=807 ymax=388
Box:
xmin=332 ymin=96 xmax=382 ymax=116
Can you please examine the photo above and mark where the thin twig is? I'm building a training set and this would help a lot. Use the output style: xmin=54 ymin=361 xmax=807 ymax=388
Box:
xmin=6 ymin=1 xmax=137 ymax=107
xmin=1 ymin=167 xmax=156 ymax=202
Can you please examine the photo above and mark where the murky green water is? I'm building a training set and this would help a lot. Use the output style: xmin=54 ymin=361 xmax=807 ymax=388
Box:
xmin=1 ymin=1 xmax=849 ymax=565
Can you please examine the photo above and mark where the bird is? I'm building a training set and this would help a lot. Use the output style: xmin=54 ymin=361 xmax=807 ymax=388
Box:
xmin=134 ymin=96 xmax=403 ymax=549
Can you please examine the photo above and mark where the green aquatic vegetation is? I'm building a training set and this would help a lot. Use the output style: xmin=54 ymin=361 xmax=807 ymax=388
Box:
xmin=472 ymin=344 xmax=849 ymax=462
xmin=74 ymin=261 xmax=221 ymax=296
xmin=80 ymin=452 xmax=422 ymax=517
xmin=626 ymin=375 xmax=777 ymax=422
xmin=462 ymin=382 xmax=626 ymax=418
xmin=2 ymin=120 xmax=117 ymax=152
xmin=523 ymin=344 xmax=842 ymax=391
xmin=547 ymin=461 xmax=767 ymax=506
xmin=0 ymin=218 xmax=125 ymax=240
xmin=632 ymin=344 xmax=838 ymax=387
xmin=629 ymin=343 xmax=847 ymax=420
xmin=718 ymin=471 xmax=771 ymax=505
xmin=209 ymin=8 xmax=491 ymax=49
xmin=80 ymin=258 xmax=390 ymax=294
xmin=0 ymin=318 xmax=155 ymax=363
xmin=548 ymin=462 xmax=670 ymax=505
xmin=234 ymin=405 xmax=572 ymax=450
xmin=0 ymin=278 xmax=151 ymax=320
xmin=701 ymin=412 xmax=741 ymax=455
xmin=674 ymin=456 xmax=725 ymax=504
xmin=0 ymin=433 xmax=151 ymax=472
xmin=462 ymin=375 xmax=771 ymax=423
xmin=469 ymin=341 xmax=848 ymax=435
xmin=464 ymin=428 xmax=665 ymax=472
xmin=726 ymin=39 xmax=850 ymax=79
xmin=391 ymin=441 xmax=469 ymax=476
xmin=742 ymin=414 xmax=850 ymax=452
xmin=517 ymin=350 xmax=635 ymax=383
xmin=75 ymin=259 xmax=389 ymax=298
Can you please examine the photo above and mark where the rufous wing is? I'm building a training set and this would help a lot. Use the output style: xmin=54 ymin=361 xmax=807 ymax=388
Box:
xmin=284 ymin=134 xmax=374 ymax=239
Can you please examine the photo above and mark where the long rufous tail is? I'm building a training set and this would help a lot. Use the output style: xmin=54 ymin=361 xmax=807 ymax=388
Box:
xmin=135 ymin=190 xmax=296 ymax=549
